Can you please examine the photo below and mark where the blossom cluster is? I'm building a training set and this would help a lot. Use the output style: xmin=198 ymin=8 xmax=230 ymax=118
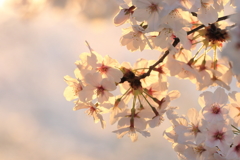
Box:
xmin=115 ymin=0 xmax=236 ymax=51
xmin=164 ymin=87 xmax=240 ymax=160
xmin=113 ymin=0 xmax=240 ymax=89
xmin=221 ymin=0 xmax=240 ymax=75
xmin=64 ymin=0 xmax=240 ymax=159
xmin=64 ymin=44 xmax=182 ymax=141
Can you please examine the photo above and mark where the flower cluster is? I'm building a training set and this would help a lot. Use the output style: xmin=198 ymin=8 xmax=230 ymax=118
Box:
xmin=114 ymin=0 xmax=235 ymax=52
xmin=64 ymin=42 xmax=182 ymax=141
xmin=221 ymin=1 xmax=240 ymax=75
xmin=64 ymin=0 xmax=240 ymax=159
xmin=164 ymin=87 xmax=240 ymax=160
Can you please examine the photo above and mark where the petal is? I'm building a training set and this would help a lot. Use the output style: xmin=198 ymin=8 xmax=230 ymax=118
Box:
xmin=101 ymin=79 xmax=116 ymax=91
xmin=198 ymin=91 xmax=213 ymax=108
xmin=85 ymin=73 xmax=102 ymax=87
xmin=213 ymin=87 xmax=228 ymax=104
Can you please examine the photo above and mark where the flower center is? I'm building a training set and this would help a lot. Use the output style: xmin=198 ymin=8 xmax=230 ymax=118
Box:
xmin=194 ymin=145 xmax=206 ymax=155
xmin=97 ymin=86 xmax=105 ymax=96
xmin=97 ymin=64 xmax=109 ymax=74
xmin=235 ymin=144 xmax=240 ymax=152
xmin=155 ymin=65 xmax=165 ymax=74
xmin=213 ymin=131 xmax=224 ymax=140
xmin=211 ymin=103 xmax=221 ymax=114
xmin=205 ymin=24 xmax=229 ymax=46
xmin=74 ymin=84 xmax=82 ymax=96
xmin=87 ymin=106 xmax=96 ymax=116
xmin=149 ymin=3 xmax=158 ymax=13
xmin=146 ymin=87 xmax=156 ymax=96
xmin=191 ymin=123 xmax=200 ymax=136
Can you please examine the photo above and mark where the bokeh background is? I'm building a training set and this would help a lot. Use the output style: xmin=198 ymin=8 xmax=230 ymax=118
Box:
xmin=0 ymin=0 xmax=239 ymax=160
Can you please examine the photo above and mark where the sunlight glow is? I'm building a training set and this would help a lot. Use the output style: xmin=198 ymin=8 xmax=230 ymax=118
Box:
xmin=0 ymin=0 xmax=6 ymax=7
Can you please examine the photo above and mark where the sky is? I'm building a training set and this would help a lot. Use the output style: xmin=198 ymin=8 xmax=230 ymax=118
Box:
xmin=0 ymin=1 xmax=239 ymax=160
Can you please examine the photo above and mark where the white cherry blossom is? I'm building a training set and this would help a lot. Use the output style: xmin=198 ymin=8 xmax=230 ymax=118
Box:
xmin=205 ymin=122 xmax=233 ymax=152
xmin=80 ymin=73 xmax=116 ymax=103
xmin=199 ymin=87 xmax=229 ymax=123
xmin=132 ymin=0 xmax=168 ymax=31
xmin=64 ymin=75 xmax=83 ymax=101
xmin=73 ymin=101 xmax=106 ymax=129
xmin=226 ymin=134 xmax=240 ymax=159
xmin=197 ymin=0 xmax=218 ymax=25
xmin=120 ymin=25 xmax=147 ymax=51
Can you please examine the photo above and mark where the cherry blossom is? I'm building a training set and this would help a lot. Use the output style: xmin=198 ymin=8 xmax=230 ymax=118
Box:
xmin=120 ymin=25 xmax=147 ymax=51
xmin=205 ymin=122 xmax=233 ymax=152
xmin=226 ymin=135 xmax=240 ymax=159
xmin=228 ymin=92 xmax=240 ymax=126
xmin=114 ymin=0 xmax=134 ymax=26
xmin=197 ymin=0 xmax=218 ymax=25
xmin=80 ymin=73 xmax=116 ymax=103
xmin=64 ymin=1 xmax=240 ymax=159
xmin=132 ymin=0 xmax=168 ymax=31
xmin=63 ymin=75 xmax=83 ymax=101
xmin=199 ymin=87 xmax=229 ymax=123
xmin=73 ymin=101 xmax=106 ymax=129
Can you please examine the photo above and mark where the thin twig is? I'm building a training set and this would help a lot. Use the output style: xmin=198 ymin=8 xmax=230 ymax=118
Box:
xmin=139 ymin=38 xmax=180 ymax=79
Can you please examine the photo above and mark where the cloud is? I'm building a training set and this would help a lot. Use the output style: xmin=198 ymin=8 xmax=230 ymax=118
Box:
xmin=2 ymin=0 xmax=118 ymax=20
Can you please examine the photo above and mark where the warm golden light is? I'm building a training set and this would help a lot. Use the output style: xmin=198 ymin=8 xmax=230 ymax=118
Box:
xmin=0 ymin=0 xmax=6 ymax=6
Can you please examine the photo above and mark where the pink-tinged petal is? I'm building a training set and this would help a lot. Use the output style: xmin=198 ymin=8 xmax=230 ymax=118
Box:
xmin=64 ymin=86 xmax=77 ymax=101
xmin=132 ymin=0 xmax=151 ymax=8
xmin=221 ymin=69 xmax=233 ymax=85
xmin=101 ymin=79 xmax=116 ymax=91
xmin=79 ymin=85 xmax=95 ymax=101
xmin=155 ymin=29 xmax=172 ymax=49
xmin=136 ymin=129 xmax=150 ymax=138
xmin=221 ymin=107 xmax=229 ymax=114
xmin=106 ymin=68 xmax=123 ymax=83
xmin=129 ymin=128 xmax=138 ymax=142
xmin=198 ymin=5 xmax=218 ymax=26
xmin=118 ymin=117 xmax=130 ymax=128
xmin=146 ymin=11 xmax=161 ymax=31
xmin=214 ymin=80 xmax=230 ymax=91
xmin=132 ymin=39 xmax=140 ymax=49
xmin=121 ymin=35 xmax=132 ymax=45
xmin=103 ymin=55 xmax=119 ymax=66
xmin=133 ymin=8 xmax=150 ymax=21
xmin=167 ymin=90 xmax=180 ymax=101
xmin=98 ymin=91 xmax=113 ymax=103
xmin=85 ymin=73 xmax=102 ymax=87
xmin=175 ymin=29 xmax=191 ymax=50
xmin=187 ymin=108 xmax=198 ymax=123
xmin=110 ymin=107 xmax=122 ymax=125
xmin=213 ymin=87 xmax=228 ymax=104
xmin=115 ymin=0 xmax=129 ymax=8
xmin=114 ymin=9 xmax=130 ymax=26
xmin=73 ymin=102 xmax=91 ymax=111
xmin=79 ymin=52 xmax=98 ymax=68
xmin=112 ymin=127 xmax=129 ymax=138
xmin=163 ymin=126 xmax=177 ymax=143
xmin=195 ymin=133 xmax=206 ymax=145
xmin=166 ymin=107 xmax=179 ymax=120
xmin=228 ymin=91 xmax=238 ymax=103
xmin=165 ymin=57 xmax=182 ymax=76
xmin=198 ymin=91 xmax=213 ymax=108
xmin=134 ymin=118 xmax=147 ymax=130
xmin=95 ymin=113 xmax=106 ymax=129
